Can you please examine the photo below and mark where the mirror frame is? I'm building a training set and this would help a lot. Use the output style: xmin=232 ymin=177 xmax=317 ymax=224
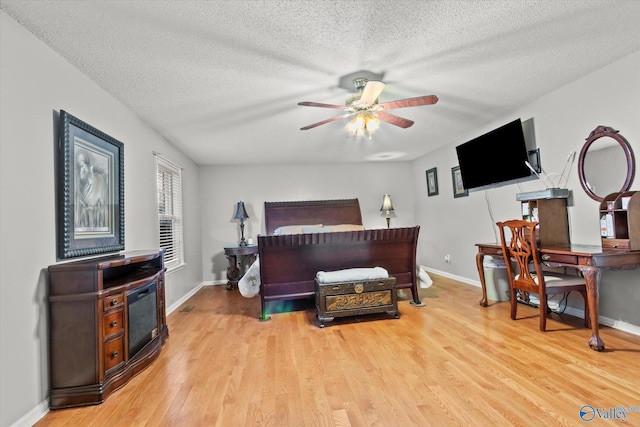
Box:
xmin=578 ymin=125 xmax=635 ymax=202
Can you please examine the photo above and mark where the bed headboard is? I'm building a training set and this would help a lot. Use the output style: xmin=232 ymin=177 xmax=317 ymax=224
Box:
xmin=264 ymin=198 xmax=363 ymax=235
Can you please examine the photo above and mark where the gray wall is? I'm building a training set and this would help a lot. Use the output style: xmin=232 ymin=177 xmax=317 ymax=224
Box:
xmin=0 ymin=12 xmax=203 ymax=427
xmin=199 ymin=162 xmax=416 ymax=283
xmin=411 ymin=51 xmax=640 ymax=327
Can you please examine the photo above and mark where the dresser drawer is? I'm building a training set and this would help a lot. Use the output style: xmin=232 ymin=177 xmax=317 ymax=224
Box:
xmin=103 ymin=293 xmax=124 ymax=311
xmin=481 ymin=246 xmax=504 ymax=257
xmin=601 ymin=238 xmax=630 ymax=249
xmin=103 ymin=310 xmax=123 ymax=338
xmin=104 ymin=337 xmax=124 ymax=372
xmin=540 ymin=253 xmax=578 ymax=266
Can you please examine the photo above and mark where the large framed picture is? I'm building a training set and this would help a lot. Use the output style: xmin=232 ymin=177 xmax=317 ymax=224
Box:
xmin=57 ymin=110 xmax=124 ymax=259
xmin=426 ymin=167 xmax=438 ymax=196
xmin=451 ymin=165 xmax=468 ymax=198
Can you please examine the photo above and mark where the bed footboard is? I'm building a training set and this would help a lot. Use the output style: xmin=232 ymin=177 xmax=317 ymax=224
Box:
xmin=257 ymin=226 xmax=421 ymax=320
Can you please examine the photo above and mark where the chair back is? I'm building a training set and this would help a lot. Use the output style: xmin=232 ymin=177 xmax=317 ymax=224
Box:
xmin=497 ymin=219 xmax=545 ymax=295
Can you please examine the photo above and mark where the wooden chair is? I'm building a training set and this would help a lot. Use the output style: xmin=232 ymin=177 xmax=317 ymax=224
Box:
xmin=496 ymin=219 xmax=590 ymax=331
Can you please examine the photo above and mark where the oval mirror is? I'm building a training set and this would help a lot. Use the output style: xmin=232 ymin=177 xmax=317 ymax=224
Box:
xmin=578 ymin=126 xmax=635 ymax=202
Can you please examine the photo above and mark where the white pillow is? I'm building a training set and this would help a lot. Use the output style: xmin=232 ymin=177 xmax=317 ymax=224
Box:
xmin=329 ymin=224 xmax=365 ymax=232
xmin=273 ymin=224 xmax=322 ymax=235
xmin=301 ymin=226 xmax=331 ymax=233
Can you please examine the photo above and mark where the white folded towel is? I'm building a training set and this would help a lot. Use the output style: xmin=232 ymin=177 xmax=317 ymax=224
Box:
xmin=419 ymin=268 xmax=433 ymax=288
xmin=315 ymin=267 xmax=389 ymax=284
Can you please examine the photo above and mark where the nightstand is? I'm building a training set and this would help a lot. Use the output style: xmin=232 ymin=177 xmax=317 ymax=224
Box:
xmin=224 ymin=245 xmax=258 ymax=290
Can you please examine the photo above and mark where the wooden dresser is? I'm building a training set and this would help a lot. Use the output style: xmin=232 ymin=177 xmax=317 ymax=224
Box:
xmin=48 ymin=250 xmax=168 ymax=408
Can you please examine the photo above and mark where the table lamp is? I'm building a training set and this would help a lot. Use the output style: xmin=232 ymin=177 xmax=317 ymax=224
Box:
xmin=233 ymin=201 xmax=249 ymax=246
xmin=380 ymin=194 xmax=394 ymax=228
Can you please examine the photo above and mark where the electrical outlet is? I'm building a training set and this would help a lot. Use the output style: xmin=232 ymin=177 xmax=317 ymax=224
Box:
xmin=444 ymin=254 xmax=451 ymax=263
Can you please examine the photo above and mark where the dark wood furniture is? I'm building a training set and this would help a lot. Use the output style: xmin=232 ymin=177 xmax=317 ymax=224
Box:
xmin=224 ymin=244 xmax=258 ymax=290
xmin=578 ymin=125 xmax=636 ymax=202
xmin=519 ymin=197 xmax=570 ymax=246
xmin=496 ymin=220 xmax=589 ymax=331
xmin=314 ymin=277 xmax=399 ymax=327
xmin=257 ymin=199 xmax=422 ymax=320
xmin=599 ymin=191 xmax=640 ymax=250
xmin=263 ymin=198 xmax=364 ymax=234
xmin=47 ymin=250 xmax=168 ymax=408
xmin=475 ymin=242 xmax=640 ymax=351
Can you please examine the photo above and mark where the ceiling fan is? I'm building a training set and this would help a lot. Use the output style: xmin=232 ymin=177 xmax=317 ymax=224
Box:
xmin=298 ymin=77 xmax=438 ymax=136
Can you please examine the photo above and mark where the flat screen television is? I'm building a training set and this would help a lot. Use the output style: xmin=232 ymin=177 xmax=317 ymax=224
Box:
xmin=455 ymin=118 xmax=534 ymax=191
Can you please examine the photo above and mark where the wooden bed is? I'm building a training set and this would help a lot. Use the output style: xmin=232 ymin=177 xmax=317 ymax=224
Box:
xmin=257 ymin=199 xmax=423 ymax=320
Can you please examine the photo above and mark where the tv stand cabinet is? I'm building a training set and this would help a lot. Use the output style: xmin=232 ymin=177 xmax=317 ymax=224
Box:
xmin=48 ymin=250 xmax=168 ymax=409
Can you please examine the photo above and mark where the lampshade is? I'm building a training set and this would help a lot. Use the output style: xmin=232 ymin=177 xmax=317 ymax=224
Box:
xmin=233 ymin=201 xmax=249 ymax=220
xmin=380 ymin=194 xmax=394 ymax=212
xmin=380 ymin=194 xmax=394 ymax=229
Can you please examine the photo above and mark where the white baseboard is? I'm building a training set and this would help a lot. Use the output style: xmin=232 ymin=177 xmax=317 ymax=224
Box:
xmin=562 ymin=306 xmax=640 ymax=336
xmin=422 ymin=265 xmax=481 ymax=288
xmin=204 ymin=280 xmax=227 ymax=286
xmin=422 ymin=265 xmax=640 ymax=337
xmin=166 ymin=282 xmax=205 ymax=315
xmin=10 ymin=399 xmax=48 ymax=427
xmin=166 ymin=280 xmax=227 ymax=314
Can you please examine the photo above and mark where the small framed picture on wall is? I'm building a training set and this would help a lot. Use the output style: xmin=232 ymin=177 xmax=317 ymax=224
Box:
xmin=451 ymin=166 xmax=468 ymax=198
xmin=426 ymin=167 xmax=438 ymax=196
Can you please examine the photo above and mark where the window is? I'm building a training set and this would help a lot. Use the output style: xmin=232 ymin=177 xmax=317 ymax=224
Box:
xmin=156 ymin=156 xmax=184 ymax=270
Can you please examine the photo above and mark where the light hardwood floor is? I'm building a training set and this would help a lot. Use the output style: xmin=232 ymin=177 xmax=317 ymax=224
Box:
xmin=36 ymin=274 xmax=640 ymax=426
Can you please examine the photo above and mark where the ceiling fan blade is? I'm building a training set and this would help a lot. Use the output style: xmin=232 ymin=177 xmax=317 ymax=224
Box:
xmin=358 ymin=81 xmax=386 ymax=106
xmin=377 ymin=111 xmax=414 ymax=128
xmin=300 ymin=112 xmax=356 ymax=130
xmin=378 ymin=95 xmax=439 ymax=110
xmin=298 ymin=101 xmax=348 ymax=110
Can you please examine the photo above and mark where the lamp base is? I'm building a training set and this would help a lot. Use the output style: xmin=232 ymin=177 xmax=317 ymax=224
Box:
xmin=239 ymin=220 xmax=247 ymax=246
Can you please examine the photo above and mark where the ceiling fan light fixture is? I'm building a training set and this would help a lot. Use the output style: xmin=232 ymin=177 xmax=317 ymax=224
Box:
xmin=346 ymin=113 xmax=379 ymax=137
xmin=366 ymin=115 xmax=380 ymax=133
xmin=298 ymin=77 xmax=437 ymax=133
xmin=346 ymin=114 xmax=365 ymax=135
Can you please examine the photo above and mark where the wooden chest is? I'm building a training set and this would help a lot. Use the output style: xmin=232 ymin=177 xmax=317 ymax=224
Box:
xmin=314 ymin=277 xmax=399 ymax=327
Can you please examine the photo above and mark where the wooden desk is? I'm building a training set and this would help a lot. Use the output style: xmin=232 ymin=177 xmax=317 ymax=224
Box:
xmin=224 ymin=245 xmax=258 ymax=290
xmin=475 ymin=242 xmax=640 ymax=352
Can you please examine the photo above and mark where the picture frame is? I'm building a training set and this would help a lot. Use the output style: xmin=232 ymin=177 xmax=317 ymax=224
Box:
xmin=57 ymin=110 xmax=125 ymax=259
xmin=451 ymin=165 xmax=468 ymax=198
xmin=426 ymin=167 xmax=438 ymax=196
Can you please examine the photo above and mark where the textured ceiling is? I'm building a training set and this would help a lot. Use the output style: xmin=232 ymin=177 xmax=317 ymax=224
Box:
xmin=2 ymin=0 xmax=640 ymax=166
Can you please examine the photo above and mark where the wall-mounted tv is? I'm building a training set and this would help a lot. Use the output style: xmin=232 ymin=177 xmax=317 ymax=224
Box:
xmin=455 ymin=118 xmax=536 ymax=191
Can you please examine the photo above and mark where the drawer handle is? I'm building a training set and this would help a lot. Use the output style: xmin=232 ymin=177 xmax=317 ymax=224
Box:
xmin=111 ymin=351 xmax=119 ymax=359
xmin=496 ymin=249 xmax=502 ymax=256
xmin=110 ymin=321 xmax=118 ymax=328
xmin=110 ymin=299 xmax=118 ymax=306
xmin=541 ymin=254 xmax=551 ymax=261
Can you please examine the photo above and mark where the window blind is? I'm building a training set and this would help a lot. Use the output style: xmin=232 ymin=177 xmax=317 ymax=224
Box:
xmin=156 ymin=157 xmax=184 ymax=270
